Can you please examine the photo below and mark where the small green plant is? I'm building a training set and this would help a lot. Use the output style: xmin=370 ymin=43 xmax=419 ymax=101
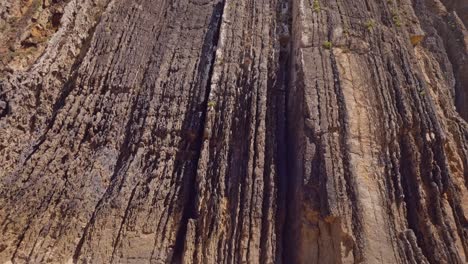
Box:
xmin=394 ymin=18 xmax=402 ymax=27
xmin=207 ymin=101 xmax=216 ymax=108
xmin=365 ymin=20 xmax=375 ymax=31
xmin=391 ymin=11 xmax=402 ymax=27
xmin=313 ymin=0 xmax=321 ymax=12
xmin=322 ymin=41 xmax=332 ymax=49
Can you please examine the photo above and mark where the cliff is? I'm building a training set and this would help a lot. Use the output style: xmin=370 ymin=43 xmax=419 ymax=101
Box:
xmin=0 ymin=0 xmax=467 ymax=263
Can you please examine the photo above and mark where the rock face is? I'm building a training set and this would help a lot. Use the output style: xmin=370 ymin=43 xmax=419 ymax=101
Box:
xmin=0 ymin=0 xmax=466 ymax=263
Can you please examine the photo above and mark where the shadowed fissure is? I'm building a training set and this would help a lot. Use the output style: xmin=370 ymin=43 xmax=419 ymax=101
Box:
xmin=171 ymin=1 xmax=226 ymax=262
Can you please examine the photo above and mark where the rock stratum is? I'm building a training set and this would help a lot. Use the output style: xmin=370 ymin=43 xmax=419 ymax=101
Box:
xmin=0 ymin=0 xmax=467 ymax=263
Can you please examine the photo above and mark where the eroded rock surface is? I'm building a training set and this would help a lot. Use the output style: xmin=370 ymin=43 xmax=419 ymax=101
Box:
xmin=0 ymin=0 xmax=466 ymax=263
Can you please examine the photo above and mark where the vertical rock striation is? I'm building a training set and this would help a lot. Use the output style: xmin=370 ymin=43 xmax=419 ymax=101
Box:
xmin=0 ymin=0 xmax=466 ymax=263
xmin=288 ymin=0 xmax=467 ymax=262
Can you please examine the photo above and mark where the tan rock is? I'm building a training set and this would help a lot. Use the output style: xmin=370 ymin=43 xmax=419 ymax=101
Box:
xmin=0 ymin=0 xmax=466 ymax=263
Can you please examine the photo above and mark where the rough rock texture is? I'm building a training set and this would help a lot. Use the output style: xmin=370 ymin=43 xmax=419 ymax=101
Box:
xmin=0 ymin=0 xmax=466 ymax=263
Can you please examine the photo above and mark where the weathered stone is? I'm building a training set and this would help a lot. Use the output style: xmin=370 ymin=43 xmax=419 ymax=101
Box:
xmin=0 ymin=0 xmax=466 ymax=263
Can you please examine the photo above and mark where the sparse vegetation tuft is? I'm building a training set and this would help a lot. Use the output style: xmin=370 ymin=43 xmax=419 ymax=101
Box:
xmin=391 ymin=11 xmax=402 ymax=27
xmin=313 ymin=0 xmax=321 ymax=12
xmin=365 ymin=20 xmax=375 ymax=31
xmin=323 ymin=41 xmax=332 ymax=49
xmin=207 ymin=101 xmax=216 ymax=108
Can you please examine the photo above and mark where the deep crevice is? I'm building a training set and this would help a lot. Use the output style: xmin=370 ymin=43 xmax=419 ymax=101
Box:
xmin=170 ymin=2 xmax=226 ymax=262
xmin=280 ymin=0 xmax=298 ymax=260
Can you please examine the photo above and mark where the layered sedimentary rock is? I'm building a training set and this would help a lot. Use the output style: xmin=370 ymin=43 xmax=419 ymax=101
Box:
xmin=0 ymin=0 xmax=466 ymax=263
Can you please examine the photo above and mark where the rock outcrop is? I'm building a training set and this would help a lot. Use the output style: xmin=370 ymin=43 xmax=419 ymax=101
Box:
xmin=0 ymin=0 xmax=466 ymax=263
